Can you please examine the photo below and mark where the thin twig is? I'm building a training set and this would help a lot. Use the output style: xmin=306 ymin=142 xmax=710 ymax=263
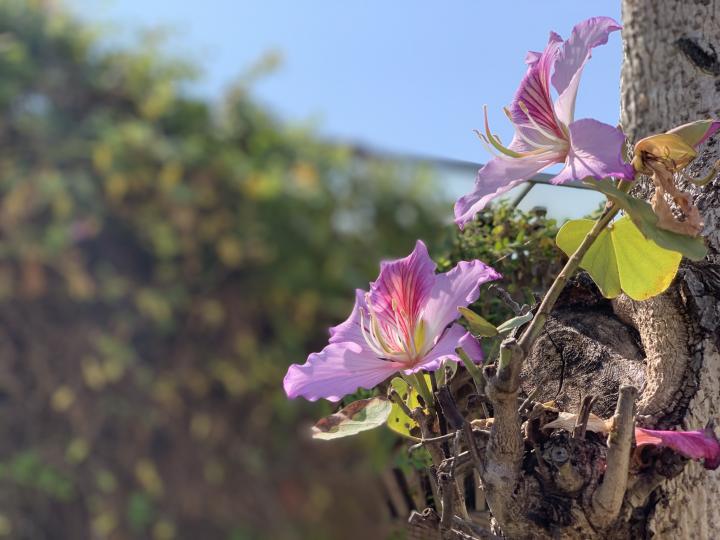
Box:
xmin=438 ymin=465 xmax=456 ymax=533
xmin=431 ymin=371 xmax=452 ymax=457
xmin=451 ymin=431 xmax=471 ymax=521
xmin=572 ymin=394 xmax=597 ymax=440
xmin=408 ymin=431 xmax=460 ymax=452
xmin=452 ymin=516 xmax=503 ymax=539
xmin=517 ymin=203 xmax=619 ymax=354
xmin=388 ymin=387 xmax=414 ymax=418
xmin=488 ymin=283 xmax=525 ymax=316
xmin=517 ymin=377 xmax=549 ymax=415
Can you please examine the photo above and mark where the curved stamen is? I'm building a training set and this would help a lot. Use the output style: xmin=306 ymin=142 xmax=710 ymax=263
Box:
xmin=483 ymin=105 xmax=523 ymax=158
xmin=360 ymin=308 xmax=392 ymax=358
xmin=475 ymin=131 xmax=516 ymax=161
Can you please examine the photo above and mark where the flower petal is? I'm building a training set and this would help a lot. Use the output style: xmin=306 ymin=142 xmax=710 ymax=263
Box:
xmin=551 ymin=119 xmax=634 ymax=184
xmin=524 ymin=50 xmax=542 ymax=67
xmin=328 ymin=289 xmax=368 ymax=345
xmin=368 ymin=240 xmax=436 ymax=329
xmin=284 ymin=342 xmax=402 ymax=402
xmin=509 ymin=33 xmax=565 ymax=143
xmin=424 ymin=259 xmax=501 ymax=338
xmin=552 ymin=17 xmax=622 ymax=126
xmin=454 ymin=153 xmax=559 ymax=228
xmin=403 ymin=324 xmax=471 ymax=374
xmin=635 ymin=427 xmax=720 ymax=470
xmin=459 ymin=332 xmax=484 ymax=364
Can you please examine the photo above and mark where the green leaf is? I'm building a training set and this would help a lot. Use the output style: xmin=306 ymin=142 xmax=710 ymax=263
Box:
xmin=556 ymin=219 xmax=621 ymax=298
xmin=584 ymin=180 xmax=707 ymax=260
xmin=496 ymin=312 xmax=533 ymax=334
xmin=387 ymin=376 xmax=428 ymax=439
xmin=311 ymin=397 xmax=392 ymax=440
xmin=458 ymin=307 xmax=498 ymax=337
xmin=556 ymin=216 xmax=682 ymax=301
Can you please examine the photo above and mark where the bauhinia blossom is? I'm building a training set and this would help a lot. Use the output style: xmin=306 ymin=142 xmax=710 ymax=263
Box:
xmin=632 ymin=119 xmax=720 ymax=237
xmin=283 ymin=240 xmax=500 ymax=402
xmin=454 ymin=16 xmax=634 ymax=228
xmin=632 ymin=119 xmax=720 ymax=173
xmin=635 ymin=426 xmax=720 ymax=470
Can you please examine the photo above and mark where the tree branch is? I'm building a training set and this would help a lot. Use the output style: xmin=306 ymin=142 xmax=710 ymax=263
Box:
xmin=588 ymin=385 xmax=638 ymax=528
xmin=478 ymin=338 xmax=529 ymax=533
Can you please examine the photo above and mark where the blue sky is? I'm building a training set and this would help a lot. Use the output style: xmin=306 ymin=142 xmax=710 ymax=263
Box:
xmin=67 ymin=0 xmax=624 ymax=218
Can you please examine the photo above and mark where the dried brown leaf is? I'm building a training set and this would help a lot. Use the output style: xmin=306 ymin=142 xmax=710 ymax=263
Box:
xmin=542 ymin=412 xmax=611 ymax=434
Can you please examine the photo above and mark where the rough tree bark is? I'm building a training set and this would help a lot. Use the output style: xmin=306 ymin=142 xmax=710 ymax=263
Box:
xmin=620 ymin=0 xmax=720 ymax=537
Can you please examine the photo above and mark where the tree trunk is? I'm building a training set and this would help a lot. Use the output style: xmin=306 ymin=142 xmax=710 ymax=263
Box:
xmin=621 ymin=1 xmax=720 ymax=537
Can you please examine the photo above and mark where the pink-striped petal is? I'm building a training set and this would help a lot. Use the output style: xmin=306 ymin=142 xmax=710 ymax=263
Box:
xmin=283 ymin=342 xmax=403 ymax=402
xmin=525 ymin=33 xmax=559 ymax=68
xmin=454 ymin=153 xmax=560 ymax=228
xmin=552 ymin=17 xmax=622 ymax=126
xmin=424 ymin=259 xmax=501 ymax=338
xmin=524 ymin=50 xmax=542 ymax=67
xmin=551 ymin=119 xmax=634 ymax=184
xmin=636 ymin=426 xmax=720 ymax=470
xmin=509 ymin=32 xmax=565 ymax=143
xmin=368 ymin=240 xmax=435 ymax=331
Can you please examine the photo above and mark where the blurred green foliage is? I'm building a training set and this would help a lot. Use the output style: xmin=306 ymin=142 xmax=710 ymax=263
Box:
xmin=0 ymin=2 xmax=448 ymax=538
xmin=440 ymin=200 xmax=562 ymax=324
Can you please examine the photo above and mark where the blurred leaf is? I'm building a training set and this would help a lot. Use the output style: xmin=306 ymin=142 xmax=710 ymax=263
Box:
xmin=127 ymin=492 xmax=155 ymax=532
xmin=65 ymin=438 xmax=90 ymax=464
xmin=134 ymin=459 xmax=164 ymax=498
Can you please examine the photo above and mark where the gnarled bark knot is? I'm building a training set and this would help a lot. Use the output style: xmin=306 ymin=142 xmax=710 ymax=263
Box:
xmin=479 ymin=266 xmax=718 ymax=538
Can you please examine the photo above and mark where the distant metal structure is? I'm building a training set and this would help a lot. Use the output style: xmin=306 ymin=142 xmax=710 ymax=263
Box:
xmin=345 ymin=142 xmax=593 ymax=208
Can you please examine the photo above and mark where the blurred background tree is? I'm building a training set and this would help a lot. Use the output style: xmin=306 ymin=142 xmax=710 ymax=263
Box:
xmin=0 ymin=2 xmax=560 ymax=539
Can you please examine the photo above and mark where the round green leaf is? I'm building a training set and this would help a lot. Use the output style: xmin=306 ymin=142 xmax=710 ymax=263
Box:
xmin=556 ymin=219 xmax=620 ymax=298
xmin=556 ymin=216 xmax=681 ymax=301
xmin=311 ymin=397 xmax=392 ymax=440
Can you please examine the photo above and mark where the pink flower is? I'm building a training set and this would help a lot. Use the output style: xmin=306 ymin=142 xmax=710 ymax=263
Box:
xmin=455 ymin=17 xmax=634 ymax=228
xmin=636 ymin=426 xmax=720 ymax=470
xmin=283 ymin=241 xmax=500 ymax=401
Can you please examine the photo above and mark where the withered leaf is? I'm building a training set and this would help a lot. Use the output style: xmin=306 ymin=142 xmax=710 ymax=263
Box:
xmin=542 ymin=412 xmax=611 ymax=434
xmin=648 ymin=161 xmax=704 ymax=238
xmin=312 ymin=396 xmax=392 ymax=440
